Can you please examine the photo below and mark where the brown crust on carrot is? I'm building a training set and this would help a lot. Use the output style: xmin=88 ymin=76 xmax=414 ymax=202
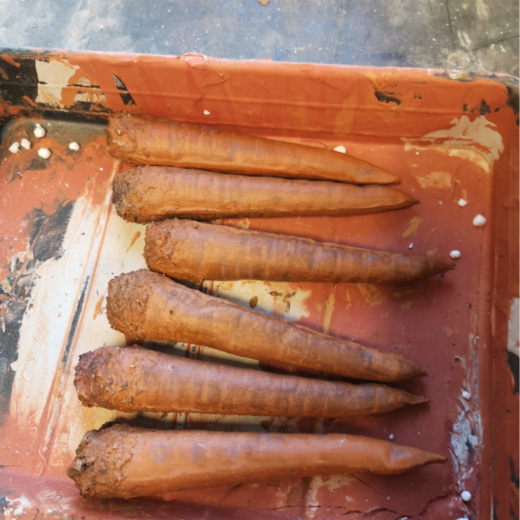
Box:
xmin=107 ymin=111 xmax=398 ymax=185
xmin=67 ymin=423 xmax=447 ymax=498
xmin=144 ymin=219 xmax=455 ymax=284
xmin=112 ymin=166 xmax=417 ymax=224
xmin=106 ymin=270 xmax=427 ymax=382
xmin=75 ymin=345 xmax=428 ymax=417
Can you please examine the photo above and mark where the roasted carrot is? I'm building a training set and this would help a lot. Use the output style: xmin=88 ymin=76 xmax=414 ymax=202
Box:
xmin=145 ymin=219 xmax=455 ymax=284
xmin=106 ymin=270 xmax=426 ymax=382
xmin=112 ymin=166 xmax=417 ymax=224
xmin=107 ymin=111 xmax=398 ymax=185
xmin=75 ymin=345 xmax=427 ymax=417
xmin=67 ymin=423 xmax=447 ymax=498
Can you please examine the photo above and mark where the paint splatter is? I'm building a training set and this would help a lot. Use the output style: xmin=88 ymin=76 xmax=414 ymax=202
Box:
xmin=413 ymin=171 xmax=452 ymax=189
xmin=357 ymin=284 xmax=388 ymax=306
xmin=323 ymin=293 xmax=335 ymax=334
xmin=403 ymin=217 xmax=423 ymax=238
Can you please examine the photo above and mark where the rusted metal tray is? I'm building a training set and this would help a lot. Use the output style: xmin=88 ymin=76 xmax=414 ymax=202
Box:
xmin=0 ymin=49 xmax=517 ymax=520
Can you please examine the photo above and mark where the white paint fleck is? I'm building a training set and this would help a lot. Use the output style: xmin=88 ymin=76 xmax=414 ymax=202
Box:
xmin=472 ymin=214 xmax=486 ymax=227
xmin=458 ymin=198 xmax=468 ymax=207
xmin=33 ymin=124 xmax=46 ymax=138
xmin=408 ymin=243 xmax=413 ymax=249
xmin=20 ymin=139 xmax=32 ymax=150
xmin=462 ymin=390 xmax=471 ymax=400
xmin=38 ymin=148 xmax=51 ymax=159
xmin=333 ymin=145 xmax=347 ymax=153
xmin=389 ymin=434 xmax=394 ymax=440
xmin=461 ymin=490 xmax=472 ymax=501
xmin=450 ymin=250 xmax=461 ymax=259
xmin=9 ymin=142 xmax=20 ymax=153
xmin=13 ymin=506 xmax=25 ymax=517
xmin=203 ymin=110 xmax=211 ymax=115
xmin=69 ymin=142 xmax=80 ymax=151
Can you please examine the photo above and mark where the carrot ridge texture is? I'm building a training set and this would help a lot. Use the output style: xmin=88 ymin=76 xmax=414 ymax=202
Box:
xmin=145 ymin=219 xmax=455 ymax=284
xmin=75 ymin=345 xmax=427 ymax=417
xmin=67 ymin=424 xmax=447 ymax=498
xmin=112 ymin=166 xmax=417 ymax=224
xmin=106 ymin=270 xmax=426 ymax=382
xmin=107 ymin=111 xmax=398 ymax=185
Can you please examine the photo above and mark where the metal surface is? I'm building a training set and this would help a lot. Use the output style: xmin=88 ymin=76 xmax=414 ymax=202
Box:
xmin=0 ymin=49 xmax=518 ymax=519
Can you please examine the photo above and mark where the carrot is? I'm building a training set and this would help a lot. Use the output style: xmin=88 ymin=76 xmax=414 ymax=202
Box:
xmin=75 ymin=345 xmax=427 ymax=417
xmin=145 ymin=218 xmax=455 ymax=284
xmin=107 ymin=111 xmax=398 ymax=185
xmin=67 ymin=423 xmax=447 ymax=498
xmin=112 ymin=166 xmax=417 ymax=224
xmin=106 ymin=270 xmax=426 ymax=382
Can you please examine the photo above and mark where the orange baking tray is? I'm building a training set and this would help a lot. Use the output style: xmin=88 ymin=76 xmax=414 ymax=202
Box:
xmin=0 ymin=49 xmax=517 ymax=520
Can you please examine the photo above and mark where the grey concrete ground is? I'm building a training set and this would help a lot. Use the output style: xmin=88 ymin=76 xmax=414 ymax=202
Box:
xmin=0 ymin=0 xmax=518 ymax=76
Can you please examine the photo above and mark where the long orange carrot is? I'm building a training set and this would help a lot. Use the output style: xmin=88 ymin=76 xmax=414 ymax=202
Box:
xmin=75 ymin=346 xmax=427 ymax=417
xmin=107 ymin=111 xmax=398 ymax=185
xmin=67 ymin=423 xmax=447 ymax=498
xmin=145 ymin=219 xmax=454 ymax=284
xmin=106 ymin=270 xmax=426 ymax=382
xmin=112 ymin=166 xmax=417 ymax=224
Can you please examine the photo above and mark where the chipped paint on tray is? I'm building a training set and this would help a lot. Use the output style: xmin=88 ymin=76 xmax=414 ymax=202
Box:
xmin=413 ymin=170 xmax=453 ymax=190
xmin=35 ymin=59 xmax=80 ymax=108
xmin=402 ymin=115 xmax=504 ymax=174
xmin=508 ymin=297 xmax=519 ymax=357
xmin=203 ymin=280 xmax=311 ymax=323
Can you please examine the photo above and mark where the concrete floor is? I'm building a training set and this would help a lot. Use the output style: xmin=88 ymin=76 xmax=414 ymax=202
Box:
xmin=0 ymin=0 xmax=518 ymax=76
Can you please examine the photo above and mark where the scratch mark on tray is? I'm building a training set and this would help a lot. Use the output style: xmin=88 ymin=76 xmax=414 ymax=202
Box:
xmin=93 ymin=295 xmax=104 ymax=320
xmin=125 ymin=231 xmax=141 ymax=254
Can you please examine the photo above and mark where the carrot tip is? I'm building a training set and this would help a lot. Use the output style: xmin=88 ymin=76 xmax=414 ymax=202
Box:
xmin=409 ymin=394 xmax=429 ymax=405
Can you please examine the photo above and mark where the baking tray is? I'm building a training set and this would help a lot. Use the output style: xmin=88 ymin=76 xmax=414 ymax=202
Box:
xmin=0 ymin=49 xmax=517 ymax=520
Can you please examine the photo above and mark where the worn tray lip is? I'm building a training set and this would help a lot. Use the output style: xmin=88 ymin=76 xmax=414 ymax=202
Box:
xmin=1 ymin=45 xmax=519 ymax=85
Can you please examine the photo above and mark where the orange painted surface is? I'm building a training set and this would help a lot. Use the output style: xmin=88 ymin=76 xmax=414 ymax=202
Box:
xmin=0 ymin=49 xmax=517 ymax=519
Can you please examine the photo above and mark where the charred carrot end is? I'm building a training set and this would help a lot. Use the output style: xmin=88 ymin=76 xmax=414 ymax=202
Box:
xmin=75 ymin=345 xmax=428 ymax=417
xmin=106 ymin=270 xmax=427 ymax=383
xmin=67 ymin=424 xmax=447 ymax=499
xmin=112 ymin=166 xmax=416 ymax=224
xmin=144 ymin=218 xmax=455 ymax=284
xmin=107 ymin=111 xmax=398 ymax=185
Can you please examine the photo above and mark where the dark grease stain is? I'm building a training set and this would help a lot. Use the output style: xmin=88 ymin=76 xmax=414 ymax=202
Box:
xmin=510 ymin=456 xmax=519 ymax=489
xmin=0 ymin=54 xmax=39 ymax=107
xmin=59 ymin=275 xmax=90 ymax=374
xmin=0 ymin=200 xmax=74 ymax=425
xmin=507 ymin=351 xmax=519 ymax=395
xmin=479 ymin=99 xmax=491 ymax=115
xmin=374 ymin=91 xmax=401 ymax=105
xmin=112 ymin=74 xmax=136 ymax=106
xmin=506 ymin=85 xmax=519 ymax=126
xmin=31 ymin=201 xmax=75 ymax=263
